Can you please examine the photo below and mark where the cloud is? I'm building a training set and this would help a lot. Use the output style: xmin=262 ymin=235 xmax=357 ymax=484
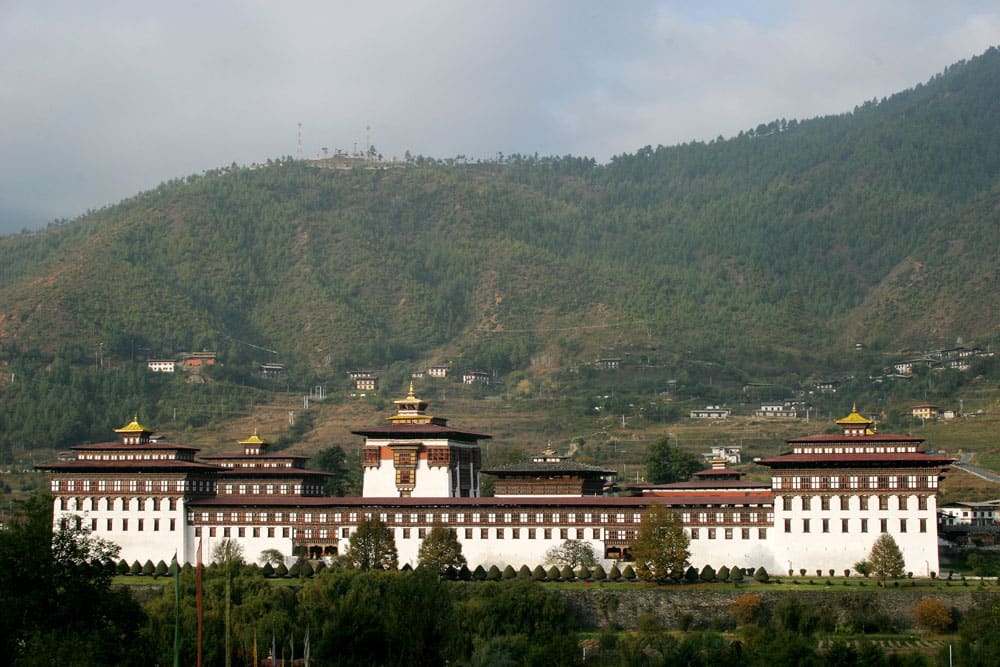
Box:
xmin=0 ymin=1 xmax=997 ymax=232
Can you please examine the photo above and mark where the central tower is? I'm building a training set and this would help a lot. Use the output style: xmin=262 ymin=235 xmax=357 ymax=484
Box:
xmin=353 ymin=384 xmax=488 ymax=498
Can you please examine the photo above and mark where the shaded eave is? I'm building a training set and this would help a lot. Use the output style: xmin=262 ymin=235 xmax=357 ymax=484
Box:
xmin=351 ymin=423 xmax=491 ymax=441
xmin=70 ymin=441 xmax=201 ymax=452
xmin=186 ymin=494 xmax=767 ymax=509
xmin=36 ymin=460 xmax=223 ymax=473
xmin=786 ymin=433 xmax=924 ymax=444
xmin=755 ymin=452 xmax=954 ymax=467
xmin=482 ymin=461 xmax=616 ymax=475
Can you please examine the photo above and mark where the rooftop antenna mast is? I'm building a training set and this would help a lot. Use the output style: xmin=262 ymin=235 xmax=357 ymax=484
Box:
xmin=297 ymin=122 xmax=303 ymax=160
xmin=366 ymin=124 xmax=371 ymax=158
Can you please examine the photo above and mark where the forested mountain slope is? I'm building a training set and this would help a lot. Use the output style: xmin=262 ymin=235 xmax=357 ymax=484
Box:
xmin=1 ymin=48 xmax=998 ymax=380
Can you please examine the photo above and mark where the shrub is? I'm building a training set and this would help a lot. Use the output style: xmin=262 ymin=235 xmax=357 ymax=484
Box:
xmin=560 ymin=565 xmax=575 ymax=581
xmin=502 ymin=565 xmax=517 ymax=580
xmin=458 ymin=564 xmax=472 ymax=581
xmin=621 ymin=565 xmax=636 ymax=580
xmin=591 ymin=565 xmax=607 ymax=581
xmin=608 ymin=565 xmax=621 ymax=581
xmin=915 ymin=598 xmax=954 ymax=633
xmin=154 ymin=560 xmax=169 ymax=578
xmin=117 ymin=559 xmax=130 ymax=575
xmin=130 ymin=560 xmax=142 ymax=576
xmin=700 ymin=565 xmax=717 ymax=582
xmin=576 ymin=566 xmax=591 ymax=581
xmin=288 ymin=561 xmax=301 ymax=578
xmin=799 ymin=568 xmax=807 ymax=577
xmin=486 ymin=565 xmax=502 ymax=581
xmin=718 ymin=565 xmax=731 ymax=582
xmin=472 ymin=565 xmax=487 ymax=581
xmin=753 ymin=566 xmax=769 ymax=583
xmin=313 ymin=560 xmax=327 ymax=575
xmin=637 ymin=613 xmax=661 ymax=634
xmin=262 ymin=562 xmax=274 ymax=577
xmin=517 ymin=565 xmax=532 ymax=579
xmin=829 ymin=569 xmax=835 ymax=577
xmin=142 ymin=559 xmax=155 ymax=576
xmin=299 ymin=560 xmax=314 ymax=578
xmin=274 ymin=561 xmax=288 ymax=577
xmin=730 ymin=566 xmax=744 ymax=584
xmin=684 ymin=566 xmax=699 ymax=583
xmin=730 ymin=593 xmax=763 ymax=625
xmin=532 ymin=565 xmax=547 ymax=581
xmin=844 ymin=569 xmax=851 ymax=577
xmin=547 ymin=565 xmax=561 ymax=581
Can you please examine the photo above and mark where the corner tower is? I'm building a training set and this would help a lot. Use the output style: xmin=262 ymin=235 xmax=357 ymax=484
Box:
xmin=352 ymin=384 xmax=489 ymax=498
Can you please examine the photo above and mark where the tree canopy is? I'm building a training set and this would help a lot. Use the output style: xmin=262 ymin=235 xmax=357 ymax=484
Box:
xmin=347 ymin=517 xmax=398 ymax=571
xmin=631 ymin=504 xmax=691 ymax=582
xmin=642 ymin=436 xmax=704 ymax=484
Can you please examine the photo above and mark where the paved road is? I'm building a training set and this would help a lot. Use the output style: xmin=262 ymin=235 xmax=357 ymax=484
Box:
xmin=953 ymin=451 xmax=1000 ymax=484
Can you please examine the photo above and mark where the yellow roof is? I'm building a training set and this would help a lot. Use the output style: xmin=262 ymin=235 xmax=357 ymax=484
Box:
xmin=114 ymin=417 xmax=151 ymax=433
xmin=835 ymin=403 xmax=873 ymax=425
xmin=239 ymin=430 xmax=268 ymax=445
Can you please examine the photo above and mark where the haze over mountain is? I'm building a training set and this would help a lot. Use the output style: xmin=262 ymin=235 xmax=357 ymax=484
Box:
xmin=0 ymin=49 xmax=997 ymax=390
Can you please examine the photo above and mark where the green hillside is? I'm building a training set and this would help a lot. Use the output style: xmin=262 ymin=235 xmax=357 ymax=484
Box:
xmin=0 ymin=48 xmax=998 ymax=463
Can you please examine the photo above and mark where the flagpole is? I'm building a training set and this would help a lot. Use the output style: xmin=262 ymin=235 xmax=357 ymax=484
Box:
xmin=197 ymin=538 xmax=204 ymax=667
xmin=173 ymin=552 xmax=180 ymax=667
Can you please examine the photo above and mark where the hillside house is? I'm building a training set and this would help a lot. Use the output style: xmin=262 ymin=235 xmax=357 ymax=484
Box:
xmin=690 ymin=406 xmax=731 ymax=419
xmin=427 ymin=365 xmax=449 ymax=379
xmin=462 ymin=371 xmax=490 ymax=385
xmin=147 ymin=359 xmax=176 ymax=373
xmin=911 ymin=404 xmax=941 ymax=420
xmin=754 ymin=402 xmax=799 ymax=418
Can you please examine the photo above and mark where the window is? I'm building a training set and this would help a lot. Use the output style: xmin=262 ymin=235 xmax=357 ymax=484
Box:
xmin=820 ymin=496 xmax=830 ymax=511
xmin=419 ymin=528 xmax=427 ymax=538
xmin=842 ymin=518 xmax=849 ymax=533
xmin=918 ymin=496 xmax=928 ymax=510
xmin=496 ymin=528 xmax=504 ymax=539
xmin=268 ymin=527 xmax=275 ymax=538
xmin=784 ymin=519 xmax=792 ymax=533
xmin=253 ymin=527 xmax=260 ymax=537
xmin=402 ymin=528 xmax=410 ymax=539
xmin=153 ymin=518 xmax=160 ymax=531
xmin=122 ymin=519 xmax=128 ymax=531
xmin=919 ymin=519 xmax=927 ymax=533
xmin=802 ymin=519 xmax=810 ymax=533
xmin=465 ymin=528 xmax=473 ymax=539
xmin=707 ymin=528 xmax=716 ymax=539
xmin=238 ymin=527 xmax=245 ymax=537
xmin=223 ymin=527 xmax=230 ymax=537
xmin=560 ymin=528 xmax=568 ymax=539
xmin=107 ymin=519 xmax=113 ymax=531
xmin=724 ymin=528 xmax=733 ymax=539
xmin=170 ymin=519 xmax=176 ymax=531
xmin=822 ymin=519 xmax=830 ymax=533
xmin=283 ymin=527 xmax=290 ymax=538
xmin=900 ymin=519 xmax=907 ymax=533
xmin=742 ymin=528 xmax=750 ymax=539
xmin=544 ymin=528 xmax=552 ymax=539
xmin=879 ymin=496 xmax=889 ymax=511
xmin=860 ymin=519 xmax=868 ymax=533
xmin=480 ymin=529 xmax=488 ymax=539
xmin=690 ymin=528 xmax=699 ymax=539
xmin=880 ymin=519 xmax=888 ymax=533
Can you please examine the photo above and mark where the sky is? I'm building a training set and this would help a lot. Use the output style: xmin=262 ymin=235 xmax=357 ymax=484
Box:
xmin=2 ymin=1 xmax=998 ymax=234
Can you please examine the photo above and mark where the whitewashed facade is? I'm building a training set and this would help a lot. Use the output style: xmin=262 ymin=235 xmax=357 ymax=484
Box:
xmin=41 ymin=401 xmax=951 ymax=576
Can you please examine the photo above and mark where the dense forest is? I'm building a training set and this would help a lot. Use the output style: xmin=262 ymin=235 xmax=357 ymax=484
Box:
xmin=0 ymin=48 xmax=998 ymax=460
